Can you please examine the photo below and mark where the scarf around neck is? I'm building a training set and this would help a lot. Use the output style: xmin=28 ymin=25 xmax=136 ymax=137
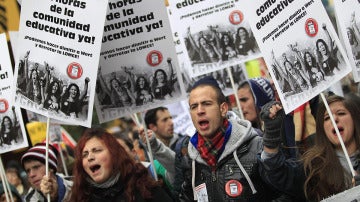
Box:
xmin=87 ymin=172 xmax=121 ymax=189
xmin=197 ymin=118 xmax=230 ymax=169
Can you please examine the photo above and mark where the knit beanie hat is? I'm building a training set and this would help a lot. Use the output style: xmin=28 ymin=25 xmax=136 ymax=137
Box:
xmin=191 ymin=75 xmax=220 ymax=90
xmin=248 ymin=77 xmax=275 ymax=109
xmin=21 ymin=143 xmax=59 ymax=172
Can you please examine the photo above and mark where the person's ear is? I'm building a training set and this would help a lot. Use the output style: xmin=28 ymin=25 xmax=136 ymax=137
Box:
xmin=220 ymin=102 xmax=228 ymax=117
xmin=148 ymin=123 xmax=157 ymax=131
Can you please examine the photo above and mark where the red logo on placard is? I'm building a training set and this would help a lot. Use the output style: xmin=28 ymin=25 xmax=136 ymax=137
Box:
xmin=229 ymin=10 xmax=243 ymax=25
xmin=67 ymin=62 xmax=83 ymax=79
xmin=0 ymin=99 xmax=9 ymax=113
xmin=147 ymin=50 xmax=163 ymax=66
xmin=305 ymin=18 xmax=318 ymax=37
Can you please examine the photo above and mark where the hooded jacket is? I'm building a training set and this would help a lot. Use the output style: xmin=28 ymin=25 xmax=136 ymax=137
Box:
xmin=179 ymin=119 xmax=282 ymax=202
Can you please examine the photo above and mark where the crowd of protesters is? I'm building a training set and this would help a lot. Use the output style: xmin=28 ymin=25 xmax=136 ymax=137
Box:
xmin=1 ymin=74 xmax=360 ymax=202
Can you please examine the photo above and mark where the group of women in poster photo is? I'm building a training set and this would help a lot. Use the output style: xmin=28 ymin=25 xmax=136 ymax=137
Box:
xmin=16 ymin=51 xmax=90 ymax=120
xmin=184 ymin=24 xmax=260 ymax=65
xmin=271 ymin=22 xmax=346 ymax=98
xmin=347 ymin=12 xmax=360 ymax=78
xmin=96 ymin=57 xmax=181 ymax=111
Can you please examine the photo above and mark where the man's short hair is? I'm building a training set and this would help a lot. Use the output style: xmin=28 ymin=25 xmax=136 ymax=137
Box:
xmin=190 ymin=75 xmax=226 ymax=104
xmin=144 ymin=106 xmax=169 ymax=128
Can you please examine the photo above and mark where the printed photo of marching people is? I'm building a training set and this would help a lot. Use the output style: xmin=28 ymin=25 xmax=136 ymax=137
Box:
xmin=96 ymin=0 xmax=186 ymax=123
xmin=0 ymin=33 xmax=28 ymax=154
xmin=13 ymin=0 xmax=107 ymax=127
xmin=334 ymin=0 xmax=360 ymax=82
xmin=243 ymin=0 xmax=352 ymax=113
xmin=168 ymin=0 xmax=261 ymax=77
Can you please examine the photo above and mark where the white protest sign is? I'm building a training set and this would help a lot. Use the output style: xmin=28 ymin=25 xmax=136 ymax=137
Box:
xmin=243 ymin=0 xmax=352 ymax=114
xmin=333 ymin=0 xmax=360 ymax=82
xmin=321 ymin=185 xmax=360 ymax=202
xmin=96 ymin=0 xmax=186 ymax=123
xmin=14 ymin=0 xmax=107 ymax=127
xmin=168 ymin=0 xmax=262 ymax=77
xmin=166 ymin=100 xmax=195 ymax=136
xmin=0 ymin=33 xmax=28 ymax=154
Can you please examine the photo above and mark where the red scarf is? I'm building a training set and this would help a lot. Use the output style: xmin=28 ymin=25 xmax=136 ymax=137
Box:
xmin=197 ymin=119 xmax=229 ymax=169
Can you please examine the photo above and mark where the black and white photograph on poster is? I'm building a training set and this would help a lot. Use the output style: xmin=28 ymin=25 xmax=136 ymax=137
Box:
xmin=0 ymin=105 xmax=28 ymax=153
xmin=16 ymin=50 xmax=90 ymax=120
xmin=181 ymin=63 xmax=247 ymax=96
xmin=168 ymin=0 xmax=261 ymax=77
xmin=270 ymin=21 xmax=346 ymax=96
xmin=13 ymin=0 xmax=107 ymax=127
xmin=334 ymin=0 xmax=360 ymax=82
xmin=96 ymin=0 xmax=186 ymax=123
xmin=97 ymin=57 xmax=181 ymax=108
xmin=243 ymin=0 xmax=352 ymax=114
xmin=0 ymin=33 xmax=28 ymax=154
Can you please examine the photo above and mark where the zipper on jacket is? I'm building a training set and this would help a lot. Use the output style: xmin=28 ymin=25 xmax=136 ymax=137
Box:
xmin=211 ymin=170 xmax=216 ymax=182
xmin=225 ymin=164 xmax=234 ymax=175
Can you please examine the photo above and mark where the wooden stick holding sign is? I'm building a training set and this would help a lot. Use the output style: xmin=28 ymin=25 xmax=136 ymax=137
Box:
xmin=45 ymin=117 xmax=51 ymax=202
xmin=226 ymin=66 xmax=244 ymax=119
xmin=57 ymin=143 xmax=69 ymax=177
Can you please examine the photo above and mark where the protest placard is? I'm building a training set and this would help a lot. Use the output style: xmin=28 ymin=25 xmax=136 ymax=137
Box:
xmin=14 ymin=0 xmax=107 ymax=127
xmin=334 ymin=0 xmax=360 ymax=82
xmin=96 ymin=0 xmax=186 ymax=123
xmin=168 ymin=0 xmax=262 ymax=77
xmin=0 ymin=33 xmax=28 ymax=154
xmin=243 ymin=0 xmax=352 ymax=113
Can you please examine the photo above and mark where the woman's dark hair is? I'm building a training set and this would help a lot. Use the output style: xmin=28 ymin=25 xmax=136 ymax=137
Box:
xmin=236 ymin=27 xmax=249 ymax=39
xmin=47 ymin=80 xmax=62 ymax=96
xmin=135 ymin=76 xmax=151 ymax=91
xmin=109 ymin=78 xmax=121 ymax=90
xmin=153 ymin=69 xmax=168 ymax=85
xmin=29 ymin=68 xmax=39 ymax=81
xmin=1 ymin=116 xmax=13 ymax=129
xmin=302 ymin=95 xmax=360 ymax=201
xmin=303 ymin=51 xmax=316 ymax=66
xmin=220 ymin=32 xmax=234 ymax=49
xmin=316 ymin=39 xmax=329 ymax=55
xmin=63 ymin=83 xmax=80 ymax=100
